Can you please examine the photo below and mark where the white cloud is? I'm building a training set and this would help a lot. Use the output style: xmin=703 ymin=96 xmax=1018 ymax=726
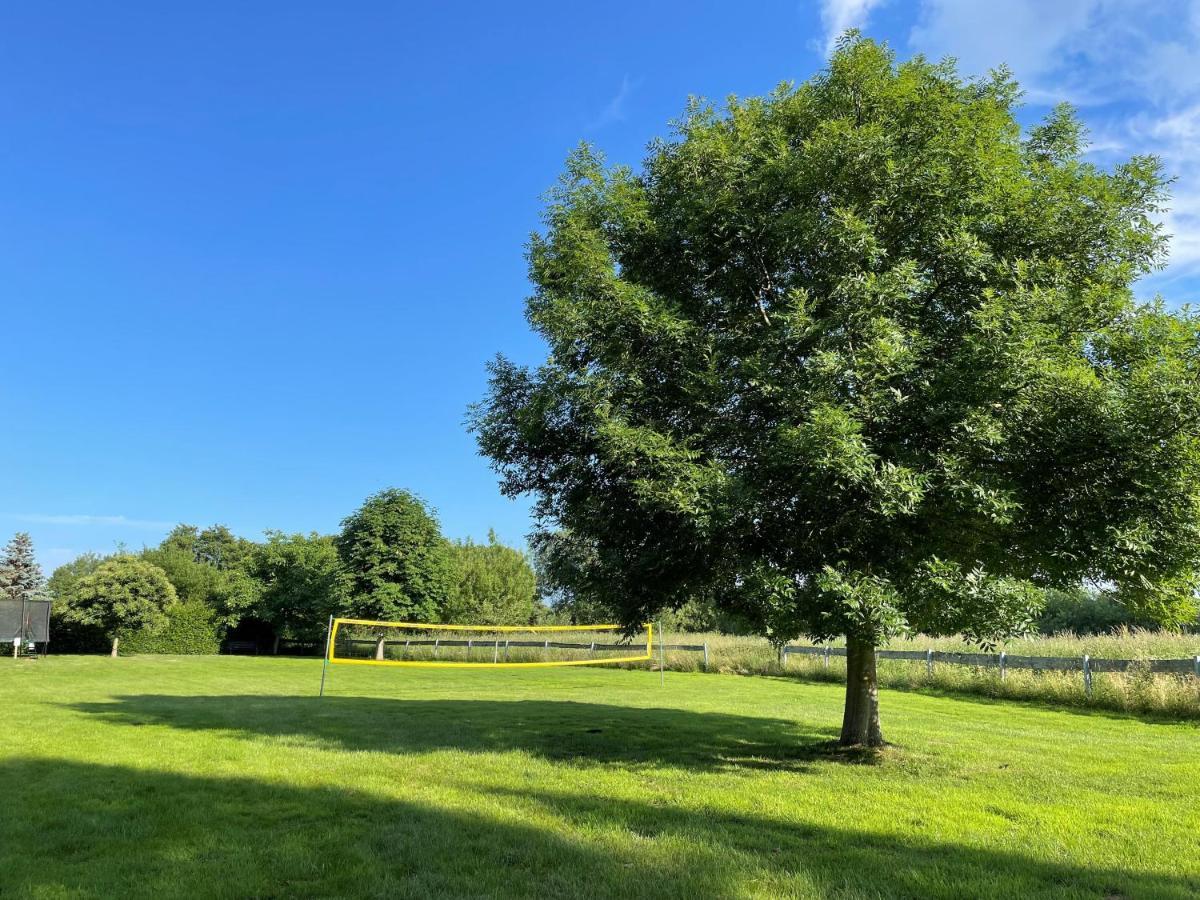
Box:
xmin=820 ymin=0 xmax=885 ymax=56
xmin=587 ymin=75 xmax=639 ymax=130
xmin=906 ymin=0 xmax=1200 ymax=283
xmin=9 ymin=513 xmax=174 ymax=529
xmin=910 ymin=0 xmax=1096 ymax=90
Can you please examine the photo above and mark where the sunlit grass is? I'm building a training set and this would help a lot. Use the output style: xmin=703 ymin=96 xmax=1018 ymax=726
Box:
xmin=1 ymin=656 xmax=1197 ymax=898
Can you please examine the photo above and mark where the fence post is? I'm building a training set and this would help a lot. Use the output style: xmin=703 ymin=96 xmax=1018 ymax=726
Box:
xmin=823 ymin=645 xmax=830 ymax=670
xmin=779 ymin=643 xmax=787 ymax=668
xmin=1083 ymin=655 xmax=1092 ymax=699
xmin=926 ymin=648 xmax=933 ymax=677
xmin=493 ymin=641 xmax=499 ymax=664
xmin=702 ymin=642 xmax=709 ymax=672
xmin=504 ymin=639 xmax=510 ymax=662
xmin=999 ymin=651 xmax=1007 ymax=682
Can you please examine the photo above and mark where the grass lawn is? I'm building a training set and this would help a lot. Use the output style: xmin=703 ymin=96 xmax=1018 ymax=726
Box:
xmin=1 ymin=657 xmax=1197 ymax=899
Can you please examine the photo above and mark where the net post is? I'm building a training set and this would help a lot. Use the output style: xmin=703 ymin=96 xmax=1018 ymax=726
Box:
xmin=318 ymin=614 xmax=333 ymax=698
xmin=657 ymin=620 xmax=665 ymax=686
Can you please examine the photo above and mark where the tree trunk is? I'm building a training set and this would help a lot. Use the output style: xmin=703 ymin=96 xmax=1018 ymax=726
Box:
xmin=110 ymin=635 xmax=120 ymax=658
xmin=272 ymin=634 xmax=281 ymax=655
xmin=375 ymin=635 xmax=386 ymax=661
xmin=839 ymin=638 xmax=884 ymax=747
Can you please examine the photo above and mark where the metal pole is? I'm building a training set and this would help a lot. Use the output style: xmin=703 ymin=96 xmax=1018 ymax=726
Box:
xmin=657 ymin=620 xmax=665 ymax=686
xmin=318 ymin=614 xmax=333 ymax=698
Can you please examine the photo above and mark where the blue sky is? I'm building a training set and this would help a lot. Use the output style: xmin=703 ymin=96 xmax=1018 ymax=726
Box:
xmin=3 ymin=1 xmax=1199 ymax=573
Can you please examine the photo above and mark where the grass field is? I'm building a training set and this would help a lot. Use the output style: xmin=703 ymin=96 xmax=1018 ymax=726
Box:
xmin=1 ymin=657 xmax=1198 ymax=899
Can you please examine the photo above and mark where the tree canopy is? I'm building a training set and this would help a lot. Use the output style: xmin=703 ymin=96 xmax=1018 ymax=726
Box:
xmin=143 ymin=525 xmax=260 ymax=629
xmin=443 ymin=530 xmax=537 ymax=625
xmin=1 ymin=532 xmax=45 ymax=607
xmin=65 ymin=556 xmax=177 ymax=656
xmin=335 ymin=488 xmax=456 ymax=623
xmin=472 ymin=38 xmax=1200 ymax=745
xmin=249 ymin=531 xmax=344 ymax=644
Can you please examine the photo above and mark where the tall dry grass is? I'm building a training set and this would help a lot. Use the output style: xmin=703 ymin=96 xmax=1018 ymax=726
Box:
xmin=660 ymin=629 xmax=1200 ymax=719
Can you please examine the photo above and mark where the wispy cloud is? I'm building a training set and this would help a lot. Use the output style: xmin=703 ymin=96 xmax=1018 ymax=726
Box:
xmin=587 ymin=75 xmax=639 ymax=130
xmin=8 ymin=513 xmax=174 ymax=529
xmin=820 ymin=0 xmax=885 ymax=56
xmin=907 ymin=0 xmax=1200 ymax=283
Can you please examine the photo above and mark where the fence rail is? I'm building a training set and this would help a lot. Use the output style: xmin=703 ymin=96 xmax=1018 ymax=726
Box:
xmin=335 ymin=636 xmax=711 ymax=669
xmin=271 ymin=634 xmax=1200 ymax=696
xmin=781 ymin=644 xmax=1200 ymax=697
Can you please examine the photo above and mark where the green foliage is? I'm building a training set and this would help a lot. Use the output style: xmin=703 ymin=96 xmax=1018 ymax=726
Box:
xmin=1035 ymin=586 xmax=1145 ymax=635
xmin=249 ymin=531 xmax=344 ymax=640
xmin=473 ymin=38 xmax=1200 ymax=662
xmin=0 ymin=532 xmax=45 ymax=605
xmin=65 ymin=556 xmax=177 ymax=649
xmin=143 ymin=525 xmax=260 ymax=631
xmin=335 ymin=488 xmax=455 ymax=622
xmin=443 ymin=531 xmax=537 ymax=625
xmin=47 ymin=553 xmax=109 ymax=652
xmin=47 ymin=552 xmax=105 ymax=606
xmin=119 ymin=602 xmax=221 ymax=654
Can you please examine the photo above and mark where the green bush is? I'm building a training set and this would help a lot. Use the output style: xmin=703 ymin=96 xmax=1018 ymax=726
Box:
xmin=120 ymin=602 xmax=221 ymax=655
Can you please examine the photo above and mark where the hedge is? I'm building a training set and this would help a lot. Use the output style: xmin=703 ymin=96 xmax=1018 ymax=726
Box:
xmin=120 ymin=602 xmax=221 ymax=655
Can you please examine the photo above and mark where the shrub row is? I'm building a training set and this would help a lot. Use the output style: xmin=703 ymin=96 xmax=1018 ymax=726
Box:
xmin=118 ymin=602 xmax=221 ymax=655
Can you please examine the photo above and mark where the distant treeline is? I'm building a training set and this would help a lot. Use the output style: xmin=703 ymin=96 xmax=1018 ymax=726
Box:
xmin=8 ymin=487 xmax=1182 ymax=656
xmin=45 ymin=488 xmax=546 ymax=654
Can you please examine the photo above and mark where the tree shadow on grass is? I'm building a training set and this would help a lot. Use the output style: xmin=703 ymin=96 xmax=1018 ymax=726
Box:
xmin=70 ymin=694 xmax=853 ymax=772
xmin=0 ymin=757 xmax=1193 ymax=899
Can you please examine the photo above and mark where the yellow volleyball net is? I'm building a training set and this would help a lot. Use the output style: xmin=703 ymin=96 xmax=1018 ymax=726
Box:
xmin=319 ymin=619 xmax=656 ymax=693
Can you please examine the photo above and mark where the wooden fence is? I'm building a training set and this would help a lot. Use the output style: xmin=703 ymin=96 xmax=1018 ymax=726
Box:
xmin=336 ymin=637 xmax=710 ymax=668
xmin=781 ymin=644 xmax=1200 ymax=697
xmin=280 ymin=635 xmax=1200 ymax=698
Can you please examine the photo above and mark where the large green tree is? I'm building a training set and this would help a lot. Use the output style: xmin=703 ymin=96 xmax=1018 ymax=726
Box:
xmin=444 ymin=530 xmax=537 ymax=625
xmin=472 ymin=38 xmax=1200 ymax=746
xmin=65 ymin=556 xmax=176 ymax=656
xmin=143 ymin=525 xmax=260 ymax=632
xmin=335 ymin=488 xmax=455 ymax=623
xmin=249 ymin=531 xmax=344 ymax=649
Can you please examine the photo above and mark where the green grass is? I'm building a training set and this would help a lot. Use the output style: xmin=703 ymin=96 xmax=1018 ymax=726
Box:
xmin=1 ymin=657 xmax=1198 ymax=899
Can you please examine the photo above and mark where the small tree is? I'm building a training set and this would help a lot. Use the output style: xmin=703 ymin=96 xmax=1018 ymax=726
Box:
xmin=444 ymin=530 xmax=537 ymax=625
xmin=335 ymin=489 xmax=455 ymax=630
xmin=47 ymin=552 xmax=108 ymax=651
xmin=1 ymin=532 xmax=46 ymax=605
xmin=473 ymin=38 xmax=1200 ymax=746
xmin=67 ymin=556 xmax=176 ymax=656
